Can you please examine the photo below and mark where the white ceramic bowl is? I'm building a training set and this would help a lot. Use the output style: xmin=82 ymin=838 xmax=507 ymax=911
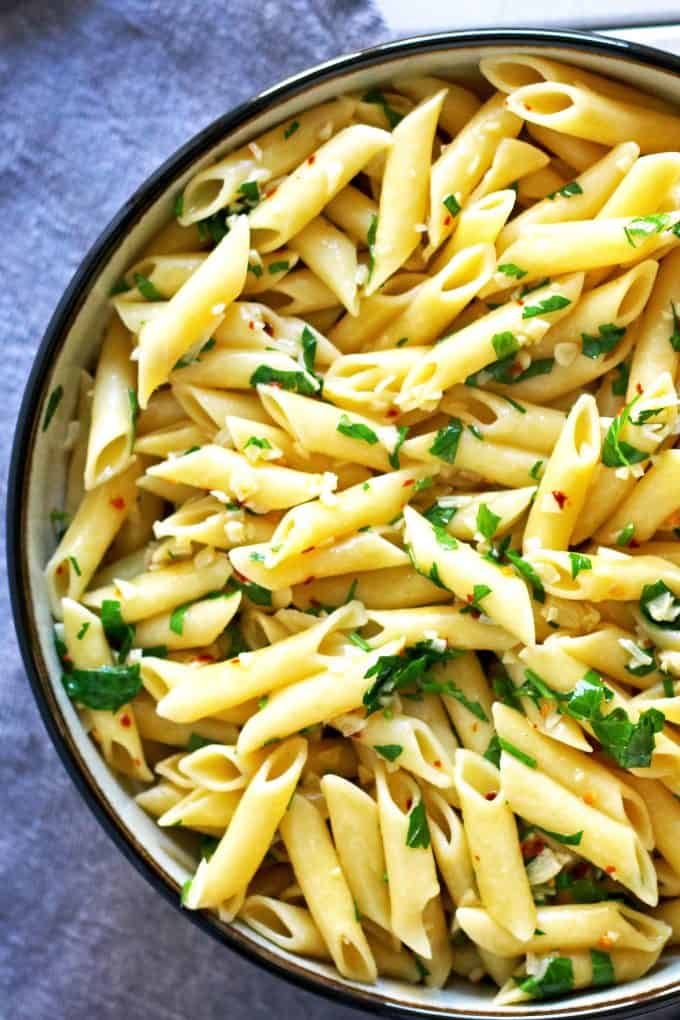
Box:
xmin=9 ymin=28 xmax=680 ymax=1019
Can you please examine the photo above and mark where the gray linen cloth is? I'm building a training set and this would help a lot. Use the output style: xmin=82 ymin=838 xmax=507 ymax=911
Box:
xmin=1 ymin=3 xmax=677 ymax=1018
xmin=0 ymin=3 xmax=384 ymax=1017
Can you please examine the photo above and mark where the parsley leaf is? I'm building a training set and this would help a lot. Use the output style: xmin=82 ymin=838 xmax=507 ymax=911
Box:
xmin=423 ymin=503 xmax=457 ymax=528
xmin=506 ymin=550 xmax=546 ymax=603
xmin=366 ymin=214 xmax=378 ymax=282
xmin=231 ymin=576 xmax=272 ymax=606
xmin=498 ymin=262 xmax=527 ymax=279
xmin=612 ymin=361 xmax=630 ymax=396
xmin=362 ymin=89 xmax=403 ymax=129
xmin=443 ymin=193 xmax=461 ymax=218
xmin=362 ymin=640 xmax=458 ymax=716
xmin=63 ymin=664 xmax=142 ymax=712
xmin=169 ymin=602 xmax=192 ymax=636
xmin=670 ymin=302 xmax=680 ymax=352
xmin=405 ymin=799 xmax=430 ymax=848
xmin=547 ymin=180 xmax=583 ymax=200
xmin=388 ymin=425 xmax=409 ymax=469
xmin=284 ymin=120 xmax=299 ymax=139
xmin=529 ymin=459 xmax=544 ymax=480
xmin=569 ymin=552 xmax=592 ymax=579
xmin=519 ymin=956 xmax=574 ymax=999
xmin=537 ymin=826 xmax=583 ymax=845
xmin=460 ymin=583 xmax=492 ymax=615
xmin=133 ymin=272 xmax=164 ymax=301
xmin=498 ymin=737 xmax=537 ymax=769
xmin=616 ymin=522 xmax=635 ymax=547
xmin=492 ymin=331 xmax=520 ymax=359
xmin=522 ymin=295 xmax=571 ymax=319
xmin=101 ymin=599 xmax=135 ymax=663
xmin=601 ymin=396 xmax=648 ymax=468
xmin=624 ymin=213 xmax=670 ymax=247
xmin=429 ymin=418 xmax=463 ymax=464
xmin=337 ymin=414 xmax=379 ymax=445
xmin=581 ymin=323 xmax=626 ymax=360
xmin=42 ymin=385 xmax=64 ymax=431
xmin=250 ymin=365 xmax=320 ymax=395
xmin=591 ymin=949 xmax=615 ymax=988
xmin=476 ymin=503 xmax=501 ymax=543
xmin=374 ymin=744 xmax=403 ymax=762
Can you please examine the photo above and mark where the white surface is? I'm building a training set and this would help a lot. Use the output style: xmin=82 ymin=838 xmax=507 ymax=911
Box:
xmin=375 ymin=0 xmax=680 ymax=55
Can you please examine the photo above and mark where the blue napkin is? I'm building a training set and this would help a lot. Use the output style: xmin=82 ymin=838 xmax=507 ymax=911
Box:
xmin=0 ymin=3 xmax=384 ymax=1017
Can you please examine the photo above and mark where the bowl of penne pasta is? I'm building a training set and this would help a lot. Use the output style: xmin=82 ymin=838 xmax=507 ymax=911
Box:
xmin=10 ymin=26 xmax=680 ymax=1018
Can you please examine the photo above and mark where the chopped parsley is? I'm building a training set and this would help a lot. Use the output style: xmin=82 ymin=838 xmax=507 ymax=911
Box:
xmin=423 ymin=502 xmax=457 ymax=528
xmin=522 ymin=295 xmax=571 ymax=319
xmin=612 ymin=361 xmax=629 ymax=396
xmin=42 ymin=385 xmax=64 ymax=431
xmin=505 ymin=550 xmax=546 ymax=603
xmin=537 ymin=826 xmax=583 ymax=846
xmin=429 ymin=418 xmax=463 ymax=464
xmin=492 ymin=331 xmax=520 ymax=359
xmin=443 ymin=193 xmax=461 ymax=218
xmin=388 ymin=425 xmax=409 ymax=469
xmin=465 ymin=355 xmax=554 ymax=387
xmin=337 ymin=415 xmax=379 ymax=445
xmin=348 ymin=631 xmax=371 ymax=652
xmin=76 ymin=622 xmax=90 ymax=640
xmin=231 ymin=576 xmax=272 ymax=607
xmin=187 ymin=733 xmax=212 ymax=752
xmin=366 ymin=214 xmax=378 ymax=282
xmin=624 ymin=213 xmax=670 ymax=247
xmin=460 ymin=583 xmax=492 ymax=615
xmin=244 ymin=436 xmax=272 ymax=451
xmin=101 ymin=599 xmax=136 ymax=663
xmin=362 ymin=88 xmax=403 ymax=129
xmin=590 ymin=949 xmax=615 ymax=988
xmin=174 ymin=193 xmax=184 ymax=219
xmin=601 ymin=395 xmax=648 ymax=468
xmin=476 ymin=503 xmax=501 ymax=543
xmin=63 ymin=663 xmax=142 ymax=712
xmin=616 ymin=522 xmax=635 ymax=547
xmin=497 ymin=737 xmax=537 ymax=769
xmin=547 ymin=180 xmax=583 ymax=200
xmin=250 ymin=364 xmax=320 ymax=395
xmin=169 ymin=602 xmax=192 ymax=636
xmin=248 ymin=261 xmax=263 ymax=277
xmin=498 ymin=262 xmax=527 ymax=280
xmin=374 ymin=744 xmax=403 ymax=762
xmin=624 ymin=642 xmax=656 ymax=678
xmin=519 ymin=956 xmax=574 ymax=999
xmin=362 ymin=640 xmax=458 ymax=716
xmin=133 ymin=272 xmax=164 ymax=302
xmin=581 ymin=323 xmax=626 ymax=360
xmin=173 ymin=337 xmax=216 ymax=370
xmin=268 ymin=260 xmax=290 ymax=275
xmin=529 ymin=460 xmax=544 ymax=480
xmin=414 ymin=476 xmax=434 ymax=493
xmin=128 ymin=388 xmax=139 ymax=449
xmin=640 ymin=580 xmax=680 ymax=630
xmin=405 ymin=799 xmax=430 ymax=848
xmin=670 ymin=302 xmax=680 ymax=351
xmin=284 ymin=120 xmax=300 ymax=139
xmin=200 ymin=835 xmax=220 ymax=859
xmin=569 ymin=552 xmax=592 ymax=579
xmin=467 ymin=424 xmax=483 ymax=441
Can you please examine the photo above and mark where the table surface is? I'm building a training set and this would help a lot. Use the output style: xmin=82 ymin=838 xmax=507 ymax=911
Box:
xmin=1 ymin=2 xmax=678 ymax=1018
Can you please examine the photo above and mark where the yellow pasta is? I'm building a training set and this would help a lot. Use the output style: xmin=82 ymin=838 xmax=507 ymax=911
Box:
xmin=46 ymin=60 xmax=680 ymax=1004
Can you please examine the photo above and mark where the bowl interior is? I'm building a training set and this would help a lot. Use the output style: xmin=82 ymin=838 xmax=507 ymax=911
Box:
xmin=11 ymin=32 xmax=680 ymax=1020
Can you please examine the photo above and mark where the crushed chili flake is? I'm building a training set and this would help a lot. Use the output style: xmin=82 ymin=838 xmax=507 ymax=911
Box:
xmin=443 ymin=214 xmax=452 ymax=226
xmin=230 ymin=657 xmax=240 ymax=664
xmin=56 ymin=564 xmax=64 ymax=575
xmin=110 ymin=497 xmax=126 ymax=510
xmin=583 ymin=791 xmax=596 ymax=806
xmin=598 ymin=935 xmax=615 ymax=949
xmin=248 ymin=320 xmax=256 ymax=330
xmin=302 ymin=546 xmax=316 ymax=554
xmin=605 ymin=865 xmax=617 ymax=874
xmin=387 ymin=408 xmax=399 ymax=417
xmin=197 ymin=654 xmax=214 ymax=662
xmin=307 ymin=154 xmax=316 ymax=165
xmin=433 ymin=760 xmax=442 ymax=768
xmin=405 ymin=797 xmax=413 ymax=811
xmin=402 ymin=478 xmax=414 ymax=487
xmin=484 ymin=792 xmax=497 ymax=801
xmin=120 ymin=714 xmax=131 ymax=728
xmin=304 ymin=576 xmax=316 ymax=584
xmin=552 ymin=490 xmax=567 ymax=509
xmin=636 ymin=383 xmax=643 ymax=394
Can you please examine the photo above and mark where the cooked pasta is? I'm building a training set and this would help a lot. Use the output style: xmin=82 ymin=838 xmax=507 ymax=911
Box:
xmin=44 ymin=58 xmax=680 ymax=1004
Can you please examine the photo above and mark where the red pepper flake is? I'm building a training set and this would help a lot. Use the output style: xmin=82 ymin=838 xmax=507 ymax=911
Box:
xmin=265 ymin=186 xmax=278 ymax=199
xmin=230 ymin=657 xmax=240 ymax=664
xmin=636 ymin=383 xmax=643 ymax=394
xmin=304 ymin=576 xmax=316 ymax=584
xmin=302 ymin=546 xmax=316 ymax=554
xmin=517 ymin=298 xmax=524 ymax=306
xmin=598 ymin=935 xmax=615 ymax=950
xmin=605 ymin=865 xmax=617 ymax=874
xmin=433 ymin=760 xmax=442 ymax=768
xmin=248 ymin=320 xmax=255 ymax=330
xmin=110 ymin=497 xmax=126 ymax=510
xmin=485 ymin=792 xmax=497 ymax=801
xmin=56 ymin=564 xmax=64 ymax=575
xmin=405 ymin=797 xmax=413 ymax=811
xmin=552 ymin=490 xmax=567 ymax=510
xmin=197 ymin=654 xmax=214 ymax=663
xmin=443 ymin=214 xmax=452 ymax=226
xmin=583 ymin=791 xmax=596 ymax=806
xmin=133 ymin=758 xmax=141 ymax=767
xmin=307 ymin=154 xmax=316 ymax=165
xmin=234 ymin=570 xmax=248 ymax=582
xmin=402 ymin=478 xmax=414 ymax=487
xmin=120 ymin=714 xmax=131 ymax=728
xmin=387 ymin=408 xmax=399 ymax=417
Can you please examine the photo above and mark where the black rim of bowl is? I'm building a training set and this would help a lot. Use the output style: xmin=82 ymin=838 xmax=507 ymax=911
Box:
xmin=7 ymin=27 xmax=680 ymax=1020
